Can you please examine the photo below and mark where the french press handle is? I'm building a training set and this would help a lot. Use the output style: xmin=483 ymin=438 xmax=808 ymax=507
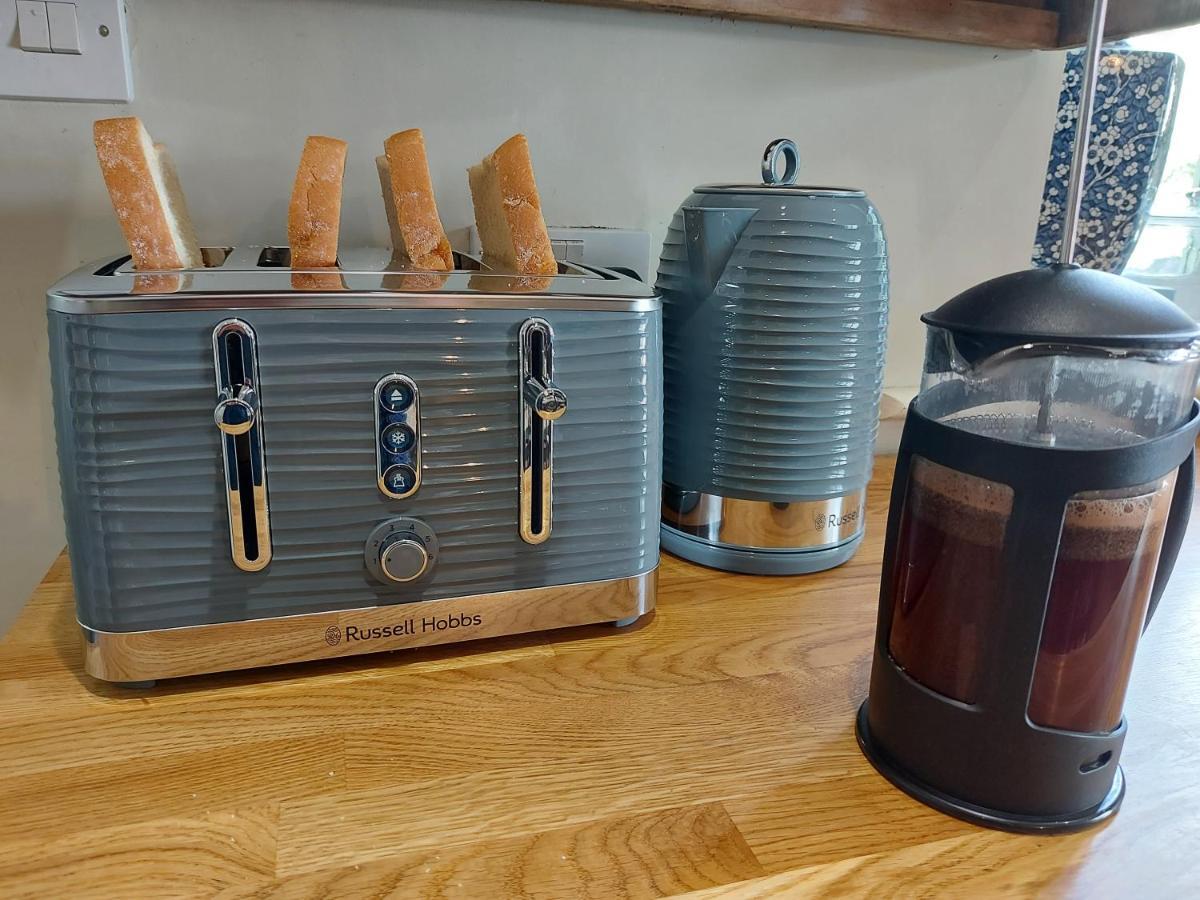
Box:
xmin=1144 ymin=450 xmax=1195 ymax=630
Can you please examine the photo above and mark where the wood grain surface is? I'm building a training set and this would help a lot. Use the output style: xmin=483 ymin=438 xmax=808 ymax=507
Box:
xmin=3 ymin=455 xmax=1200 ymax=898
xmin=551 ymin=0 xmax=1060 ymax=49
xmin=1052 ymin=0 xmax=1200 ymax=47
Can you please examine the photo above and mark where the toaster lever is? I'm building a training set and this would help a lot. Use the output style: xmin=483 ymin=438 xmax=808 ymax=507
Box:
xmin=214 ymin=384 xmax=259 ymax=436
xmin=212 ymin=319 xmax=272 ymax=572
xmin=519 ymin=318 xmax=562 ymax=545
xmin=523 ymin=376 xmax=567 ymax=422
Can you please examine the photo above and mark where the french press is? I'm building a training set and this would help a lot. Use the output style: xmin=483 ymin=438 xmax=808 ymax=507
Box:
xmin=856 ymin=0 xmax=1200 ymax=831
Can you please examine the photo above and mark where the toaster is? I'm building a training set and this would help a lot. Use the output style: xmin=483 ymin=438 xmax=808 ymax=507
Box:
xmin=47 ymin=247 xmax=662 ymax=684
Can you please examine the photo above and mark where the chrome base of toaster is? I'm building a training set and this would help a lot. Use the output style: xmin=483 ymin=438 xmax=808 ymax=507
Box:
xmin=79 ymin=569 xmax=657 ymax=683
xmin=661 ymin=485 xmax=866 ymax=551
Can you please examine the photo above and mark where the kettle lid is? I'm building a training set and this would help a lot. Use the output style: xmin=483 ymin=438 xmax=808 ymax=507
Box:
xmin=694 ymin=138 xmax=865 ymax=198
xmin=922 ymin=264 xmax=1200 ymax=349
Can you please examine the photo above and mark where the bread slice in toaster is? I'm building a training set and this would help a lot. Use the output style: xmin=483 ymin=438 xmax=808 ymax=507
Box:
xmin=288 ymin=135 xmax=348 ymax=268
xmin=468 ymin=134 xmax=558 ymax=276
xmin=377 ymin=129 xmax=454 ymax=271
xmin=93 ymin=117 xmax=203 ymax=270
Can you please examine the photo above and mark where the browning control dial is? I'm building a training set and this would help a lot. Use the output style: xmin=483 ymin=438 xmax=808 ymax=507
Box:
xmin=379 ymin=535 xmax=428 ymax=583
xmin=364 ymin=518 xmax=438 ymax=587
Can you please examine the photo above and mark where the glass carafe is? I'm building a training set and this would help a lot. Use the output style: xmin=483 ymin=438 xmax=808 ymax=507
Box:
xmin=888 ymin=328 xmax=1200 ymax=732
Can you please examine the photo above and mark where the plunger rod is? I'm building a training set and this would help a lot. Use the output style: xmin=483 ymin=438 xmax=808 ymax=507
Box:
xmin=1060 ymin=0 xmax=1109 ymax=266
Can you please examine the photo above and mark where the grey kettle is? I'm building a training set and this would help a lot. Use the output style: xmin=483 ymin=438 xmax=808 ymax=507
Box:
xmin=658 ymin=139 xmax=889 ymax=574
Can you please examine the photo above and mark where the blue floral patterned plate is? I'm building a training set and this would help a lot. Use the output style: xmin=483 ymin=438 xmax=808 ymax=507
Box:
xmin=1033 ymin=48 xmax=1182 ymax=273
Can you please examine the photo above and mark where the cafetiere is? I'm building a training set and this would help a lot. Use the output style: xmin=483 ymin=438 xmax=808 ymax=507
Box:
xmin=856 ymin=0 xmax=1200 ymax=831
xmin=857 ymin=265 xmax=1200 ymax=830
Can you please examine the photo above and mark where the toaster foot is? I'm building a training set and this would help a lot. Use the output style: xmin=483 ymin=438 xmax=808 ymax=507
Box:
xmin=612 ymin=615 xmax=641 ymax=628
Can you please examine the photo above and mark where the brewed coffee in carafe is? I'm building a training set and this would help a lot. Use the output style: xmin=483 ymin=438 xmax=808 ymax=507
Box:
xmin=888 ymin=328 xmax=1200 ymax=732
xmin=889 ymin=457 xmax=1175 ymax=732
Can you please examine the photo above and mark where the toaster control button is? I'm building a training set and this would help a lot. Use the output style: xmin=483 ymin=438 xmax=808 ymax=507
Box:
xmin=380 ymin=423 xmax=416 ymax=455
xmin=364 ymin=517 xmax=438 ymax=586
xmin=379 ymin=535 xmax=430 ymax=584
xmin=379 ymin=380 xmax=415 ymax=413
xmin=374 ymin=374 xmax=422 ymax=499
xmin=382 ymin=464 xmax=418 ymax=496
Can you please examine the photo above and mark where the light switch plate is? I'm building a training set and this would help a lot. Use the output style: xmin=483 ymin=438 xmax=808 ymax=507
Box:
xmin=1 ymin=0 xmax=131 ymax=101
xmin=16 ymin=1 xmax=51 ymax=52
xmin=46 ymin=1 xmax=82 ymax=54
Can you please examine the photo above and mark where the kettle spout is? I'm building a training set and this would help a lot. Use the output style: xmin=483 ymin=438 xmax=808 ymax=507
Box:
xmin=682 ymin=205 xmax=757 ymax=297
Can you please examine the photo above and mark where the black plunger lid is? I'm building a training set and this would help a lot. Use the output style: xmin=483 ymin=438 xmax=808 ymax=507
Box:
xmin=922 ymin=264 xmax=1200 ymax=350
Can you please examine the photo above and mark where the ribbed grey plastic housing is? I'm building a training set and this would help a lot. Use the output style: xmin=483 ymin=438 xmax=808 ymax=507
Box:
xmin=657 ymin=189 xmax=888 ymax=502
xmin=48 ymin=263 xmax=662 ymax=634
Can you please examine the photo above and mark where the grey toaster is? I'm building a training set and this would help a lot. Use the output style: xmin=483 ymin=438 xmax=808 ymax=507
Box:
xmin=47 ymin=247 xmax=662 ymax=684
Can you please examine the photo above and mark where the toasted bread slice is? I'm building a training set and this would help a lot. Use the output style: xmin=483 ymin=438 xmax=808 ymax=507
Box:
xmin=288 ymin=135 xmax=348 ymax=268
xmin=378 ymin=129 xmax=453 ymax=271
xmin=468 ymin=134 xmax=557 ymax=276
xmin=93 ymin=117 xmax=202 ymax=269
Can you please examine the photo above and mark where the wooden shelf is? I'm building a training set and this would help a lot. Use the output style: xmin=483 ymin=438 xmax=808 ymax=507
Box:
xmin=554 ymin=0 xmax=1060 ymax=49
xmin=552 ymin=0 xmax=1200 ymax=50
xmin=1056 ymin=0 xmax=1200 ymax=47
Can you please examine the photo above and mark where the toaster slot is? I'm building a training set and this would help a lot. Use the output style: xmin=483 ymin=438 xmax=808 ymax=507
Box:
xmin=212 ymin=319 xmax=272 ymax=572
xmin=200 ymin=246 xmax=234 ymax=267
xmin=99 ymin=247 xmax=234 ymax=276
xmin=256 ymin=247 xmax=291 ymax=268
xmin=518 ymin=318 xmax=567 ymax=545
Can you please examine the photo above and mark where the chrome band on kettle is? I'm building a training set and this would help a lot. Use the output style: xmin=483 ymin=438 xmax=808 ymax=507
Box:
xmin=662 ymin=485 xmax=865 ymax=551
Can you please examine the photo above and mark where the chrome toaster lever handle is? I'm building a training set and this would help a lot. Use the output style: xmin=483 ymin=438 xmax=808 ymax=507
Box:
xmin=518 ymin=318 xmax=560 ymax=545
xmin=212 ymin=319 xmax=272 ymax=572
xmin=523 ymin=376 xmax=567 ymax=422
xmin=214 ymin=385 xmax=259 ymax=436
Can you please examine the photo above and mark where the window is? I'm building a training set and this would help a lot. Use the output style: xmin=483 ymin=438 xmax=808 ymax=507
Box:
xmin=1125 ymin=24 xmax=1200 ymax=317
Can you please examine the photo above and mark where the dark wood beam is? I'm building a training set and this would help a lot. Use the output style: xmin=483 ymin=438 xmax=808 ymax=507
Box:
xmin=549 ymin=0 xmax=1060 ymax=49
xmin=1052 ymin=0 xmax=1200 ymax=47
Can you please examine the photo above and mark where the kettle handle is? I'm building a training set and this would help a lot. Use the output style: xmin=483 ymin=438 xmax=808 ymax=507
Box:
xmin=1144 ymin=450 xmax=1195 ymax=630
xmin=762 ymin=139 xmax=800 ymax=186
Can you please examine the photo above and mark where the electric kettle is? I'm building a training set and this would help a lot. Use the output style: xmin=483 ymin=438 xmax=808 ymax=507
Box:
xmin=658 ymin=140 xmax=888 ymax=574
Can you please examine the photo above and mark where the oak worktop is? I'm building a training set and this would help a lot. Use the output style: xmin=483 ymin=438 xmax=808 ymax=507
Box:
xmin=3 ymin=456 xmax=1200 ymax=897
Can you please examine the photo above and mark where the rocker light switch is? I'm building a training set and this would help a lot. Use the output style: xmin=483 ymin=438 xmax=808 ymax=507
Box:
xmin=0 ymin=0 xmax=130 ymax=100
xmin=46 ymin=1 xmax=81 ymax=54
xmin=16 ymin=1 xmax=51 ymax=53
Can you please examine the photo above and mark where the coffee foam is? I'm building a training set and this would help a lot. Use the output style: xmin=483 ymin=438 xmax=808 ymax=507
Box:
xmin=1060 ymin=478 xmax=1173 ymax=561
xmin=906 ymin=457 xmax=1173 ymax=560
xmin=910 ymin=459 xmax=1014 ymax=516
xmin=907 ymin=458 xmax=1013 ymax=547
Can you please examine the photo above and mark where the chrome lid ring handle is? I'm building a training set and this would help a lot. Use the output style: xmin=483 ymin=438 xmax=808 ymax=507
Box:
xmin=762 ymin=139 xmax=800 ymax=186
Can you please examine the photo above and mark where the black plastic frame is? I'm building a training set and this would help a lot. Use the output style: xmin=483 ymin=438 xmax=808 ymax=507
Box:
xmin=857 ymin=400 xmax=1199 ymax=832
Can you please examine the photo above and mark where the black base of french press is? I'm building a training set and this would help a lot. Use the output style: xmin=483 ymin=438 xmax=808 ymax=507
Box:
xmin=855 ymin=702 xmax=1124 ymax=834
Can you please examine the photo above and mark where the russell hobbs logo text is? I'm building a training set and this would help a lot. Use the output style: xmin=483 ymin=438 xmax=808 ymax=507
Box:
xmin=322 ymin=613 xmax=483 ymax=645
xmin=814 ymin=506 xmax=861 ymax=532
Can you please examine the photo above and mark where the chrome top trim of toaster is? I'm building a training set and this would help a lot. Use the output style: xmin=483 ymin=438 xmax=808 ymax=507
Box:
xmin=48 ymin=246 xmax=659 ymax=314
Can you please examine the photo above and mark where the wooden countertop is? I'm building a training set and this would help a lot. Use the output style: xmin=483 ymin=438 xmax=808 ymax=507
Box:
xmin=3 ymin=456 xmax=1200 ymax=898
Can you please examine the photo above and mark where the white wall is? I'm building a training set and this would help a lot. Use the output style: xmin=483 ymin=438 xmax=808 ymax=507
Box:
xmin=0 ymin=0 xmax=1065 ymax=630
